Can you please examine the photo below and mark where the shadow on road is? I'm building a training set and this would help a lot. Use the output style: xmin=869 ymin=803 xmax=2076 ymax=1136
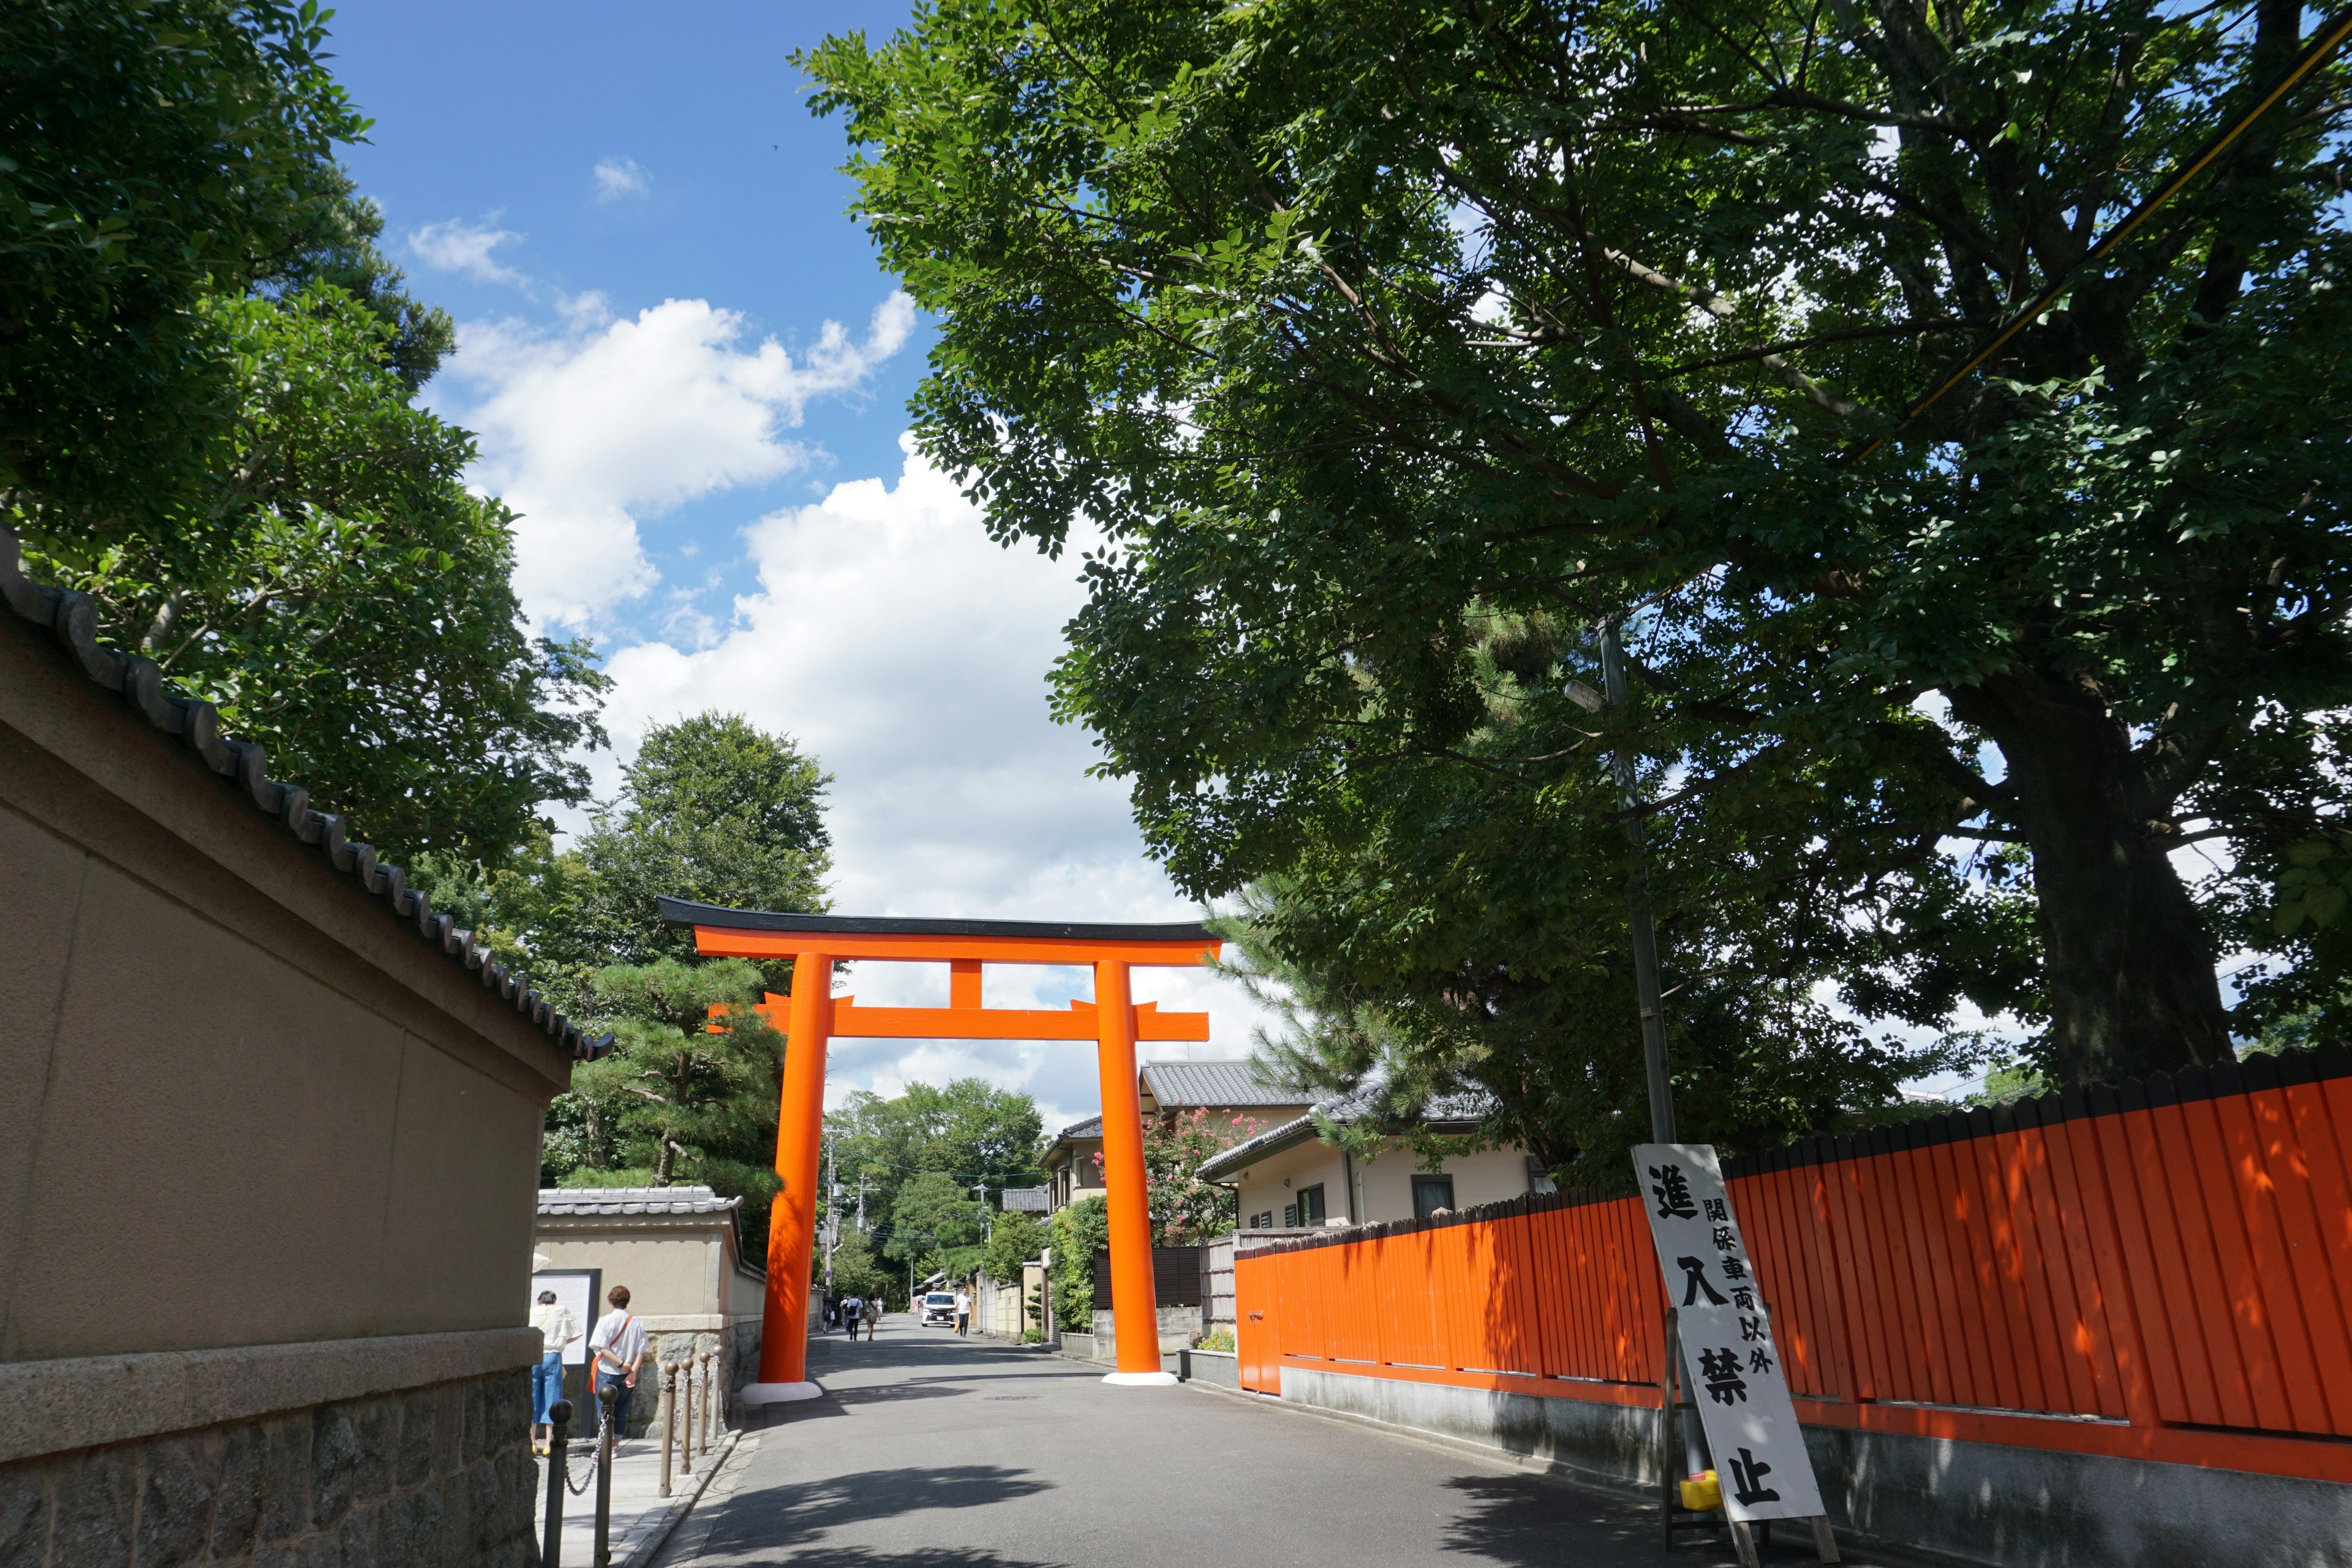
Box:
xmin=1440 ymin=1473 xmax=1871 ymax=1566
xmin=689 ymin=1464 xmax=1056 ymax=1557
xmin=694 ymin=1549 xmax=1060 ymax=1568
xmin=1438 ymin=1472 xmax=1673 ymax=1566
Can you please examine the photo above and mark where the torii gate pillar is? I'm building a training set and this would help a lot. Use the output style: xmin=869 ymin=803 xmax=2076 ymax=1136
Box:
xmin=747 ymin=950 xmax=834 ymax=1402
xmin=664 ymin=900 xmax=1215 ymax=1403
xmin=1090 ymin=958 xmax=1169 ymax=1384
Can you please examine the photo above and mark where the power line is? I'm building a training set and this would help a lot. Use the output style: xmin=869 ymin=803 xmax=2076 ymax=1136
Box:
xmin=1852 ymin=6 xmax=2352 ymax=462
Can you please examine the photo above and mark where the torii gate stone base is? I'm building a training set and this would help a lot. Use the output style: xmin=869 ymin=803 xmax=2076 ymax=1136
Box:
xmin=659 ymin=897 xmax=1221 ymax=1401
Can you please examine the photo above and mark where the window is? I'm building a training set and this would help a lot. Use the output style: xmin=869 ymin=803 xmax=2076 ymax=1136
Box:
xmin=1250 ymin=1211 xmax=1273 ymax=1229
xmin=1295 ymin=1183 xmax=1326 ymax=1226
xmin=1412 ymin=1174 xmax=1456 ymax=1219
xmin=1526 ymin=1155 xmax=1558 ymax=1196
xmin=1282 ymin=1204 xmax=1297 ymax=1227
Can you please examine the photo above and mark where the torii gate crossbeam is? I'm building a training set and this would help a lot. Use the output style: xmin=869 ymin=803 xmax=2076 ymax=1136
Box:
xmin=659 ymin=897 xmax=1221 ymax=1397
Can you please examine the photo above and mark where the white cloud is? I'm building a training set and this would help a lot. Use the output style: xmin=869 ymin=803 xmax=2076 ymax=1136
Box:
xmin=407 ymin=218 xmax=528 ymax=285
xmin=593 ymin=157 xmax=649 ymax=202
xmin=592 ymin=434 xmax=1280 ymax=1131
xmin=441 ymin=291 xmax=918 ymax=626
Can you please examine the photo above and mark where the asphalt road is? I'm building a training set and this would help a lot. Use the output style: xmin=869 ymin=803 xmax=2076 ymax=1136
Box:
xmin=658 ymin=1316 xmax=1896 ymax=1568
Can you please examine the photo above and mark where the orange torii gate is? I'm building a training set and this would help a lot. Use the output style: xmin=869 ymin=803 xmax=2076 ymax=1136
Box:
xmin=659 ymin=898 xmax=1221 ymax=1398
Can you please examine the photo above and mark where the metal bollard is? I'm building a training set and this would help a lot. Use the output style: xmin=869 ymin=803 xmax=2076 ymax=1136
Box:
xmin=657 ymin=1365 xmax=676 ymax=1498
xmin=594 ymin=1380 xmax=618 ymax=1568
xmin=682 ymin=1359 xmax=697 ymax=1475
xmin=541 ymin=1399 xmax=573 ymax=1568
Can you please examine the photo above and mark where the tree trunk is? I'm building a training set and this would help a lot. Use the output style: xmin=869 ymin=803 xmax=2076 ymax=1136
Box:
xmin=1946 ymin=671 xmax=2231 ymax=1082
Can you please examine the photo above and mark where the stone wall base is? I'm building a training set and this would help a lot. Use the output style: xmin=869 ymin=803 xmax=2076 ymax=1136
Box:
xmin=1278 ymin=1366 xmax=2352 ymax=1568
xmin=0 ymin=1363 xmax=537 ymax=1567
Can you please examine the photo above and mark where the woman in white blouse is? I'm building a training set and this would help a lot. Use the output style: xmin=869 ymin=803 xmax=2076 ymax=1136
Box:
xmin=529 ymin=1289 xmax=581 ymax=1453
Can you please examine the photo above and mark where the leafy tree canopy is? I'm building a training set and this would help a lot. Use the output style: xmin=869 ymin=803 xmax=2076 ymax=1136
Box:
xmin=571 ymin=958 xmax=788 ymax=1188
xmin=497 ymin=712 xmax=833 ymax=998
xmin=825 ymin=1077 xmax=1045 ymax=1267
xmin=1143 ymin=1106 xmax=1265 ymax=1243
xmin=0 ymin=0 xmax=365 ymax=529
xmin=804 ymin=0 xmax=2352 ymax=1088
xmin=1048 ymin=1194 xmax=1109 ymax=1331
xmin=982 ymin=1208 xmax=1048 ymax=1284
xmin=5 ymin=2 xmax=604 ymax=867
xmin=884 ymin=1169 xmax=990 ymax=1281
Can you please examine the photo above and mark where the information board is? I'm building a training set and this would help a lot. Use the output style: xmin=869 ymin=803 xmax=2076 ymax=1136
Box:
xmin=1632 ymin=1143 xmax=1825 ymax=1525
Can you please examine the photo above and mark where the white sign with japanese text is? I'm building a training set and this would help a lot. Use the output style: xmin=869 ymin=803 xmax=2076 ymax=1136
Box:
xmin=1634 ymin=1143 xmax=1825 ymax=1523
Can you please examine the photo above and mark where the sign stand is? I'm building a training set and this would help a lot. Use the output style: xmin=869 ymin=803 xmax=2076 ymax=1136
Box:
xmin=1637 ymin=1144 xmax=1840 ymax=1566
xmin=1659 ymin=1309 xmax=1730 ymax=1553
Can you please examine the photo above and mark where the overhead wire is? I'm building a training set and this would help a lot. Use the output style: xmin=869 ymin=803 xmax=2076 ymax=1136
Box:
xmin=1849 ymin=6 xmax=2352 ymax=462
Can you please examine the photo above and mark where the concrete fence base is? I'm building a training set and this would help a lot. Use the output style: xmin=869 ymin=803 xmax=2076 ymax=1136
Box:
xmin=1277 ymin=1366 xmax=2352 ymax=1568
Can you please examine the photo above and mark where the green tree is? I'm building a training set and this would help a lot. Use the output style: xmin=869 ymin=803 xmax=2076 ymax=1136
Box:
xmin=505 ymin=712 xmax=832 ymax=1002
xmin=1047 ymin=1195 xmax=1109 ymax=1332
xmin=804 ymin=0 xmax=2352 ymax=1084
xmin=26 ymin=282 xmax=607 ymax=864
xmin=0 ymin=0 xmax=364 ymax=537
xmin=981 ymin=1208 xmax=1047 ymax=1283
xmin=827 ymin=1232 xmax=895 ymax=1305
xmin=568 ymin=960 xmax=787 ymax=1236
xmin=1 ymin=6 xmax=591 ymax=867
xmin=825 ymin=1077 xmax=1045 ymax=1264
xmin=884 ymin=1170 xmax=990 ymax=1281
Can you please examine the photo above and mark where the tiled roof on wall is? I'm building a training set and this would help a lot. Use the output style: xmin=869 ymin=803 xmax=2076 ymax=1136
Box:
xmin=537 ymin=1186 xmax=741 ymax=1216
xmin=0 ymin=526 xmax=612 ymax=1062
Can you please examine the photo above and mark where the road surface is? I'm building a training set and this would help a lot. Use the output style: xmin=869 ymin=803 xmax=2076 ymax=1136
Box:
xmin=657 ymin=1316 xmax=1894 ymax=1567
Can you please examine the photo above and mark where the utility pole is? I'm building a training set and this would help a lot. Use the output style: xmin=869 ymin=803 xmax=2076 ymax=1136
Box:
xmin=1600 ymin=618 xmax=1678 ymax=1145
xmin=821 ymin=1134 xmax=838 ymax=1294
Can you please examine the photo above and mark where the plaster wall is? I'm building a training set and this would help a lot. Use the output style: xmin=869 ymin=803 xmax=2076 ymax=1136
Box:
xmin=0 ymin=605 xmax=576 ymax=1517
xmin=533 ymin=1232 xmax=722 ymax=1319
xmin=728 ymin=1260 xmax=767 ymax=1319
xmin=0 ymin=617 xmax=572 ymax=1370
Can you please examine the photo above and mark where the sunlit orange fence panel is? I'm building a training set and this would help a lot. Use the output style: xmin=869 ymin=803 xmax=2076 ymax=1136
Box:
xmin=1234 ymin=1046 xmax=2352 ymax=1482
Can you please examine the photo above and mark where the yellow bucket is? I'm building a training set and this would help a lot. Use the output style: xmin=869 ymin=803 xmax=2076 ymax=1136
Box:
xmin=1679 ymin=1471 xmax=1722 ymax=1512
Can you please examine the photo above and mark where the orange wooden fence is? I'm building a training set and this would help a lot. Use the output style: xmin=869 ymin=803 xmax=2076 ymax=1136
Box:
xmin=1234 ymin=1046 xmax=2352 ymax=1482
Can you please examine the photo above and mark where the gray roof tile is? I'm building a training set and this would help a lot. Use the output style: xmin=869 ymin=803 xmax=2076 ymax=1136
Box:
xmin=1139 ymin=1060 xmax=1314 ymax=1109
xmin=538 ymin=1186 xmax=741 ymax=1216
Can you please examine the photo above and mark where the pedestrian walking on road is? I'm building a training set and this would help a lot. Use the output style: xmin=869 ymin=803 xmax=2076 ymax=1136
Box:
xmin=840 ymin=1294 xmax=863 ymax=1335
xmin=529 ymin=1289 xmax=579 ymax=1454
xmin=586 ymin=1284 xmax=647 ymax=1439
xmin=955 ymin=1286 xmax=971 ymax=1336
xmin=864 ymin=1297 xmax=880 ymax=1340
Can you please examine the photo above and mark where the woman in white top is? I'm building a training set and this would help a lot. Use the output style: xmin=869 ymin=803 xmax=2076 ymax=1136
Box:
xmin=529 ymin=1289 xmax=580 ymax=1453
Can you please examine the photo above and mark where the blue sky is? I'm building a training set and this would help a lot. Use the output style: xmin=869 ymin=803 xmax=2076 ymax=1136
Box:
xmin=326 ymin=0 xmax=1272 ymax=1130
xmin=333 ymin=0 xmax=927 ymax=634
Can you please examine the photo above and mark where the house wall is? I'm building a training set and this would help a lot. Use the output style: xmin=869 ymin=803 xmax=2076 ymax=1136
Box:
xmin=1229 ymin=1138 xmax=1536 ymax=1229
xmin=1230 ymin=1142 xmax=1352 ymax=1230
xmin=0 ymin=599 xmax=572 ymax=1563
xmin=1045 ymin=1136 xmax=1107 ymax=1210
xmin=1356 ymin=1144 xmax=1534 ymax=1218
